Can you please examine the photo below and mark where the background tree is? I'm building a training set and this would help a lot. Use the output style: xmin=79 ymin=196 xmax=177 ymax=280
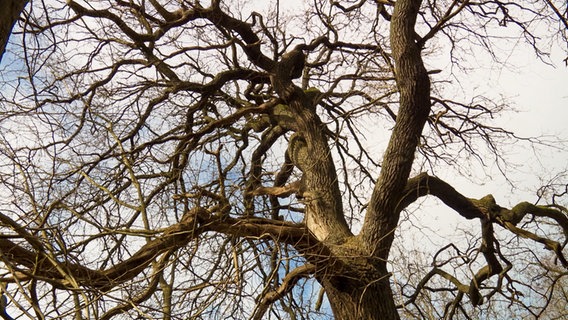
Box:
xmin=0 ymin=0 xmax=567 ymax=319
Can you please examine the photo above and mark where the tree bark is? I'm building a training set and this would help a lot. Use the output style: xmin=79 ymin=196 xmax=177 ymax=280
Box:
xmin=361 ymin=0 xmax=430 ymax=259
xmin=322 ymin=277 xmax=399 ymax=320
xmin=310 ymin=238 xmax=400 ymax=320
xmin=270 ymin=50 xmax=353 ymax=243
xmin=320 ymin=0 xmax=430 ymax=316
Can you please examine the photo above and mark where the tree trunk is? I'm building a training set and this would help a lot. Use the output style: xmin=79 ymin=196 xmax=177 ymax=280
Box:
xmin=309 ymin=239 xmax=401 ymax=320
xmin=321 ymin=277 xmax=400 ymax=320
xmin=321 ymin=275 xmax=399 ymax=320
xmin=324 ymin=0 xmax=428 ymax=316
xmin=360 ymin=0 xmax=430 ymax=258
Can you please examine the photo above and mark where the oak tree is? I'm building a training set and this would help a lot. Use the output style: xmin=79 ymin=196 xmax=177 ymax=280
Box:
xmin=0 ymin=0 xmax=567 ymax=319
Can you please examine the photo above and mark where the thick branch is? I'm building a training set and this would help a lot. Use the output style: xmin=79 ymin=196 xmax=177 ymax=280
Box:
xmin=398 ymin=172 xmax=484 ymax=219
xmin=399 ymin=173 xmax=568 ymax=266
xmin=247 ymin=180 xmax=301 ymax=198
xmin=394 ymin=172 xmax=568 ymax=307
xmin=268 ymin=57 xmax=351 ymax=242
xmin=361 ymin=0 xmax=431 ymax=257
xmin=0 ymin=208 xmax=332 ymax=291
xmin=200 ymin=5 xmax=350 ymax=242
xmin=0 ymin=208 xmax=204 ymax=290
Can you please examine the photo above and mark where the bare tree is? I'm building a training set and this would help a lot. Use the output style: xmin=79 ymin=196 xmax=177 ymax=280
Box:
xmin=0 ymin=0 xmax=567 ymax=319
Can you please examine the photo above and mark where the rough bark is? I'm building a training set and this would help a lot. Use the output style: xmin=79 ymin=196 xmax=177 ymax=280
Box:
xmin=322 ymin=278 xmax=399 ymax=319
xmin=361 ymin=0 xmax=430 ymax=259
xmin=273 ymin=82 xmax=352 ymax=242
xmin=315 ymin=237 xmax=400 ymax=320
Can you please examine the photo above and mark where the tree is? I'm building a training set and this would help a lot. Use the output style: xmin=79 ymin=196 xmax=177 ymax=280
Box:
xmin=0 ymin=0 xmax=567 ymax=319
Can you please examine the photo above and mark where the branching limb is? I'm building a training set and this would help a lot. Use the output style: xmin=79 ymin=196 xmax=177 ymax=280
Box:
xmin=396 ymin=172 xmax=568 ymax=310
xmin=244 ymin=125 xmax=287 ymax=215
xmin=251 ymin=264 xmax=316 ymax=320
xmin=99 ymin=249 xmax=174 ymax=320
xmin=247 ymin=180 xmax=301 ymax=198
xmin=402 ymin=174 xmax=568 ymax=264
xmin=500 ymin=221 xmax=568 ymax=267
xmin=398 ymin=172 xmax=484 ymax=219
xmin=0 ymin=207 xmax=328 ymax=292
xmin=419 ymin=0 xmax=469 ymax=46
xmin=203 ymin=1 xmax=275 ymax=71
xmin=0 ymin=207 xmax=205 ymax=291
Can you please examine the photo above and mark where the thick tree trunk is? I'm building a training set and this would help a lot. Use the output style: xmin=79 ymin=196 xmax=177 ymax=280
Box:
xmin=321 ymin=274 xmax=400 ymax=320
xmin=270 ymin=49 xmax=353 ymax=243
xmin=309 ymin=240 xmax=401 ymax=320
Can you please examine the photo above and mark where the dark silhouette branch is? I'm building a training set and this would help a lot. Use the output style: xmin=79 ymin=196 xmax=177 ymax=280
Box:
xmin=0 ymin=0 xmax=27 ymax=64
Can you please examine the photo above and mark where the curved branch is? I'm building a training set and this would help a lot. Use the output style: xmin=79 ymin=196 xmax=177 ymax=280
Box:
xmin=394 ymin=172 xmax=568 ymax=308
xmin=0 ymin=207 xmax=331 ymax=292
xmin=247 ymin=180 xmax=301 ymax=198
xmin=0 ymin=208 xmax=205 ymax=290
xmin=418 ymin=0 xmax=469 ymax=46
xmin=201 ymin=2 xmax=275 ymax=71
xmin=99 ymin=250 xmax=173 ymax=320
xmin=398 ymin=172 xmax=483 ymax=219
xmin=500 ymin=221 xmax=568 ymax=267
xmin=361 ymin=0 xmax=432 ymax=257
xmin=66 ymin=1 xmax=164 ymax=43
xmin=397 ymin=267 xmax=471 ymax=309
xmin=244 ymin=125 xmax=287 ymax=215
xmin=399 ymin=173 xmax=568 ymax=266
xmin=252 ymin=264 xmax=316 ymax=320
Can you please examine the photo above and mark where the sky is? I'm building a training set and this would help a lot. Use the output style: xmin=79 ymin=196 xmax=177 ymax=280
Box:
xmin=449 ymin=46 xmax=568 ymax=202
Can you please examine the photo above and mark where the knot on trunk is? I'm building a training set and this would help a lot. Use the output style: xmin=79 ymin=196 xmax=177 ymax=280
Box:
xmin=287 ymin=132 xmax=308 ymax=173
xmin=287 ymin=132 xmax=308 ymax=199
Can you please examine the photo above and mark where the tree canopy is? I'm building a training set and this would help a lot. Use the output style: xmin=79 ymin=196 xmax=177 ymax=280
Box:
xmin=0 ymin=0 xmax=567 ymax=319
